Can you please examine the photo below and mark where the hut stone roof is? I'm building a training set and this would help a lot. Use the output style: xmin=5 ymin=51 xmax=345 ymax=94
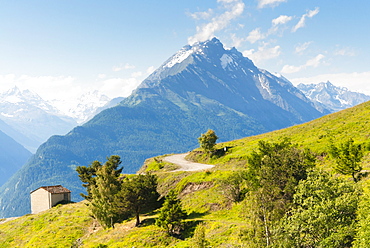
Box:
xmin=30 ymin=185 xmax=71 ymax=194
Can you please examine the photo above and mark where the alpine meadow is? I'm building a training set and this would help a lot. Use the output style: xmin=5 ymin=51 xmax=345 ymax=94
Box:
xmin=1 ymin=0 xmax=370 ymax=247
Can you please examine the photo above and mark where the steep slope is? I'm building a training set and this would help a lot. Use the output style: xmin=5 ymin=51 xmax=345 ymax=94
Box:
xmin=297 ymin=81 xmax=370 ymax=112
xmin=188 ymin=100 xmax=370 ymax=169
xmin=0 ymin=87 xmax=77 ymax=152
xmin=0 ymin=119 xmax=35 ymax=153
xmin=0 ymin=130 xmax=32 ymax=186
xmin=1 ymin=101 xmax=370 ymax=247
xmin=0 ymin=38 xmax=325 ymax=217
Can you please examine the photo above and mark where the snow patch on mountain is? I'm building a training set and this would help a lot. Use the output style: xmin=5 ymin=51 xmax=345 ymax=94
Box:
xmin=164 ymin=48 xmax=194 ymax=68
xmin=0 ymin=86 xmax=78 ymax=152
xmin=297 ymin=81 xmax=370 ymax=112
xmin=220 ymin=54 xmax=233 ymax=69
xmin=50 ymin=90 xmax=112 ymax=124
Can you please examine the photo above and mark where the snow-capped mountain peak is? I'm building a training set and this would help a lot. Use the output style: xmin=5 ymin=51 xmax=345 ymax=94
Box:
xmin=297 ymin=81 xmax=370 ymax=112
xmin=0 ymin=86 xmax=78 ymax=152
xmin=50 ymin=90 xmax=112 ymax=124
xmin=0 ymin=86 xmax=60 ymax=115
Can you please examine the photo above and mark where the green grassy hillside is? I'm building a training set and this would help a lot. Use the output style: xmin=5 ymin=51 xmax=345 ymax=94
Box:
xmin=1 ymin=101 xmax=370 ymax=247
xmin=187 ymin=100 xmax=370 ymax=171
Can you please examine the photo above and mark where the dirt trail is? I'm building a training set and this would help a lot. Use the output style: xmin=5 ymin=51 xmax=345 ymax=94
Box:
xmin=163 ymin=153 xmax=214 ymax=172
xmin=0 ymin=217 xmax=19 ymax=225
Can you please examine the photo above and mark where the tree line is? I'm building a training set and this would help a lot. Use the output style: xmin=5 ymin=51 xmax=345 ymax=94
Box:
xmin=76 ymin=155 xmax=186 ymax=235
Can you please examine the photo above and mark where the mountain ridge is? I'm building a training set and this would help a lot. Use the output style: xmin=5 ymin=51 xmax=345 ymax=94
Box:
xmin=0 ymin=37 xmax=326 ymax=217
xmin=1 ymin=92 xmax=370 ymax=247
xmin=297 ymin=81 xmax=370 ymax=113
xmin=0 ymin=86 xmax=77 ymax=152
xmin=0 ymin=129 xmax=31 ymax=187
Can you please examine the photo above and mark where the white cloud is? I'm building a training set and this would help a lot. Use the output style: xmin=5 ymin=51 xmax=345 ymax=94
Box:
xmin=272 ymin=15 xmax=293 ymax=26
xmin=295 ymin=41 xmax=312 ymax=54
xmin=268 ymin=14 xmax=293 ymax=35
xmin=146 ymin=66 xmax=156 ymax=74
xmin=246 ymin=28 xmax=265 ymax=44
xmin=189 ymin=8 xmax=214 ymax=20
xmin=188 ymin=0 xmax=245 ymax=45
xmin=112 ymin=63 xmax=136 ymax=72
xmin=0 ymin=74 xmax=79 ymax=101
xmin=292 ymin=7 xmax=320 ymax=32
xmin=334 ymin=47 xmax=355 ymax=57
xmin=99 ymin=77 xmax=142 ymax=98
xmin=281 ymin=65 xmax=302 ymax=74
xmin=0 ymin=71 xmax=146 ymax=104
xmin=246 ymin=15 xmax=292 ymax=44
xmin=230 ymin=33 xmax=245 ymax=48
xmin=258 ymin=0 xmax=287 ymax=9
xmin=290 ymin=71 xmax=370 ymax=95
xmin=243 ymin=43 xmax=281 ymax=64
xmin=131 ymin=71 xmax=143 ymax=78
xmin=281 ymin=54 xmax=325 ymax=74
xmin=306 ymin=54 xmax=325 ymax=67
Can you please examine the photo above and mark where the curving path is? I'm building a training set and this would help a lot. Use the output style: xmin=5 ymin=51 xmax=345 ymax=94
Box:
xmin=163 ymin=153 xmax=214 ymax=172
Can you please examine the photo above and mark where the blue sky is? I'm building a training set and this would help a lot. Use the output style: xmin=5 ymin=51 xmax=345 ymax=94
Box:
xmin=0 ymin=0 xmax=369 ymax=103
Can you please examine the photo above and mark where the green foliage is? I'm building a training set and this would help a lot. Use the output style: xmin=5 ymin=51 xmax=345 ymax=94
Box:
xmin=76 ymin=155 xmax=125 ymax=229
xmin=198 ymin=129 xmax=218 ymax=152
xmin=354 ymin=181 xmax=370 ymax=247
xmin=191 ymin=223 xmax=210 ymax=248
xmin=246 ymin=139 xmax=316 ymax=246
xmin=4 ymin=102 xmax=370 ymax=246
xmin=329 ymin=138 xmax=365 ymax=182
xmin=156 ymin=190 xmax=187 ymax=236
xmin=76 ymin=155 xmax=123 ymax=201
xmin=277 ymin=168 xmax=360 ymax=247
xmin=118 ymin=173 xmax=160 ymax=226
xmin=218 ymin=170 xmax=246 ymax=203
xmin=89 ymin=159 xmax=127 ymax=229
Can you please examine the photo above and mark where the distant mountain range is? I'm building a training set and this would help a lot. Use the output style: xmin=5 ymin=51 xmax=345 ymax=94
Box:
xmin=297 ymin=81 xmax=370 ymax=113
xmin=0 ymin=38 xmax=327 ymax=217
xmin=0 ymin=87 xmax=77 ymax=153
xmin=49 ymin=90 xmax=116 ymax=124
xmin=0 ymin=87 xmax=116 ymax=153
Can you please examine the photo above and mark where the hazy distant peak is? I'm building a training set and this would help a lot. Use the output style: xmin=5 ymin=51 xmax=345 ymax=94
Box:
xmin=297 ymin=81 xmax=370 ymax=112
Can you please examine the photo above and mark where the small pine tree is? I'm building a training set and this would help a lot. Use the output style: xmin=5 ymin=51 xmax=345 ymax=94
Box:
xmin=118 ymin=173 xmax=159 ymax=226
xmin=76 ymin=155 xmax=123 ymax=201
xmin=77 ymin=155 xmax=125 ymax=229
xmin=90 ymin=162 xmax=127 ymax=229
xmin=198 ymin=129 xmax=218 ymax=153
xmin=156 ymin=190 xmax=187 ymax=236
xmin=329 ymin=138 xmax=364 ymax=182
xmin=192 ymin=223 xmax=210 ymax=248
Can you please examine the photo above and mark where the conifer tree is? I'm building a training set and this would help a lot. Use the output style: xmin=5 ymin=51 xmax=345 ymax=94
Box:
xmin=90 ymin=163 xmax=127 ymax=229
xmin=76 ymin=155 xmax=123 ymax=200
xmin=77 ymin=155 xmax=125 ymax=228
xmin=118 ymin=173 xmax=159 ymax=226
xmin=192 ymin=223 xmax=210 ymax=248
xmin=76 ymin=160 xmax=102 ymax=201
xmin=329 ymin=138 xmax=364 ymax=182
xmin=156 ymin=190 xmax=187 ymax=236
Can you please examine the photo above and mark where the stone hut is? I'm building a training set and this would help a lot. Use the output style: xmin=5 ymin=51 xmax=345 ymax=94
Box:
xmin=30 ymin=185 xmax=71 ymax=214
